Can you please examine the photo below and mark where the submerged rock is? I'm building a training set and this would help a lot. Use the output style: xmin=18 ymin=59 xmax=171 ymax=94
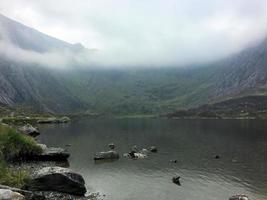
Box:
xmin=229 ymin=195 xmax=249 ymax=200
xmin=18 ymin=124 xmax=40 ymax=137
xmin=94 ymin=150 xmax=120 ymax=160
xmin=0 ymin=189 xmax=25 ymax=200
xmin=214 ymin=155 xmax=220 ymax=159
xmin=172 ymin=176 xmax=181 ymax=186
xmin=170 ymin=159 xmax=178 ymax=163
xmin=26 ymin=167 xmax=86 ymax=196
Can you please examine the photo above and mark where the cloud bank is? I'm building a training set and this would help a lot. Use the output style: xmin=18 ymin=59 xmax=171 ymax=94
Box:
xmin=0 ymin=0 xmax=267 ymax=68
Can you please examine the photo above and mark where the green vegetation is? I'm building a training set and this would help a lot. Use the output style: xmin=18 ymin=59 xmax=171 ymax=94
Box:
xmin=0 ymin=124 xmax=41 ymax=187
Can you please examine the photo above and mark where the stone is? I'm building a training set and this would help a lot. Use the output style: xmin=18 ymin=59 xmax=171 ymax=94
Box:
xmin=172 ymin=176 xmax=181 ymax=185
xmin=149 ymin=146 xmax=158 ymax=153
xmin=18 ymin=124 xmax=40 ymax=137
xmin=0 ymin=189 xmax=25 ymax=200
xmin=26 ymin=167 xmax=86 ymax=196
xmin=31 ymin=144 xmax=70 ymax=161
xmin=108 ymin=143 xmax=115 ymax=150
xmin=94 ymin=150 xmax=119 ymax=160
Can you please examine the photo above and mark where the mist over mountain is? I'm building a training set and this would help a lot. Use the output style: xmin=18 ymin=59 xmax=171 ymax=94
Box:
xmin=0 ymin=14 xmax=267 ymax=114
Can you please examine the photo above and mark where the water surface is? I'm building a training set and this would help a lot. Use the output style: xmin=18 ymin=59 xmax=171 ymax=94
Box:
xmin=38 ymin=119 xmax=267 ymax=200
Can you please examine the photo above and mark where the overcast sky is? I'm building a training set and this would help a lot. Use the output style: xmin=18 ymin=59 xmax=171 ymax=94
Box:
xmin=1 ymin=0 xmax=267 ymax=67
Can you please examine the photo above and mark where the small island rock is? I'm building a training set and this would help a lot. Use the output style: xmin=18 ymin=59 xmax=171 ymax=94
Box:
xmin=94 ymin=150 xmax=120 ymax=160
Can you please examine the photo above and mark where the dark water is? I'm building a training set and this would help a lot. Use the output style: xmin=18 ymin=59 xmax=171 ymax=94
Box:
xmin=38 ymin=119 xmax=267 ymax=200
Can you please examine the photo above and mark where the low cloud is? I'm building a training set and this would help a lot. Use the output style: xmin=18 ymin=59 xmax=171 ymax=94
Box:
xmin=0 ymin=0 xmax=267 ymax=68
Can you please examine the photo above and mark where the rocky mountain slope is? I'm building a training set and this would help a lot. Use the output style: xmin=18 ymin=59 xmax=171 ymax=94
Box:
xmin=0 ymin=14 xmax=267 ymax=115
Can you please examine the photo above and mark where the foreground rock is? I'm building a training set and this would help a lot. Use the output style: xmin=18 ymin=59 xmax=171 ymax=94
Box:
xmin=28 ymin=144 xmax=70 ymax=161
xmin=94 ymin=150 xmax=119 ymax=160
xmin=229 ymin=195 xmax=249 ymax=200
xmin=0 ymin=189 xmax=25 ymax=200
xmin=18 ymin=124 xmax=40 ymax=137
xmin=26 ymin=167 xmax=86 ymax=196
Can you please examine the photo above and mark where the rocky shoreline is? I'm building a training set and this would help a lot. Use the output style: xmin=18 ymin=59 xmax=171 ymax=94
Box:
xmin=0 ymin=123 xmax=102 ymax=200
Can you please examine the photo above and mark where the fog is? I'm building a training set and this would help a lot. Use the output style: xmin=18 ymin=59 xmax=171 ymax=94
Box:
xmin=0 ymin=0 xmax=267 ymax=68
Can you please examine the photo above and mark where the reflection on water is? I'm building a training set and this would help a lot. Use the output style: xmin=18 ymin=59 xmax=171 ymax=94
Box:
xmin=38 ymin=119 xmax=267 ymax=200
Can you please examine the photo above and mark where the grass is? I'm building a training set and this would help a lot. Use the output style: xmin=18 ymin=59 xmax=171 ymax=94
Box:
xmin=0 ymin=123 xmax=42 ymax=188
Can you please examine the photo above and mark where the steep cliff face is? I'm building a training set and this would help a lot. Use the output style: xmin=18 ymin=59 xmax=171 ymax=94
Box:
xmin=212 ymin=38 xmax=267 ymax=99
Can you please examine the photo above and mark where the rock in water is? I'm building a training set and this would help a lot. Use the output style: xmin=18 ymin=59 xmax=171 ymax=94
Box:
xmin=149 ymin=146 xmax=158 ymax=153
xmin=94 ymin=150 xmax=120 ymax=160
xmin=26 ymin=167 xmax=86 ymax=196
xmin=29 ymin=144 xmax=70 ymax=161
xmin=18 ymin=124 xmax=40 ymax=137
xmin=172 ymin=176 xmax=181 ymax=185
xmin=0 ymin=189 xmax=25 ymax=200
xmin=108 ymin=143 xmax=115 ymax=150
xmin=229 ymin=195 xmax=249 ymax=200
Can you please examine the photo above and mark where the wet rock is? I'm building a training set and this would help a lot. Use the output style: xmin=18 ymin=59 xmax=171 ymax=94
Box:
xmin=94 ymin=150 xmax=119 ymax=160
xmin=172 ymin=176 xmax=181 ymax=185
xmin=18 ymin=124 xmax=40 ymax=137
xmin=29 ymin=144 xmax=70 ymax=161
xmin=108 ymin=143 xmax=115 ymax=150
xmin=26 ymin=167 xmax=86 ymax=196
xmin=229 ymin=195 xmax=249 ymax=200
xmin=149 ymin=146 xmax=158 ymax=153
xmin=0 ymin=189 xmax=25 ymax=200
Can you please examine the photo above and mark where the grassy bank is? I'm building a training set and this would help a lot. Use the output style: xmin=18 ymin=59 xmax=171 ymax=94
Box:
xmin=0 ymin=124 xmax=42 ymax=187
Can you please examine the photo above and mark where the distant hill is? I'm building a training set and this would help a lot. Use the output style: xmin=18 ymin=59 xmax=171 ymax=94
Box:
xmin=0 ymin=14 xmax=267 ymax=115
xmin=166 ymin=95 xmax=267 ymax=119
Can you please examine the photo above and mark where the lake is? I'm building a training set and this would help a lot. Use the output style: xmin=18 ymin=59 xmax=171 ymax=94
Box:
xmin=38 ymin=118 xmax=267 ymax=200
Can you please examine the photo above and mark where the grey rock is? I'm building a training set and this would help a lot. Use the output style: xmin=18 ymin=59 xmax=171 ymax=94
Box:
xmin=108 ymin=143 xmax=115 ymax=150
xmin=31 ymin=144 xmax=70 ymax=161
xmin=94 ymin=150 xmax=119 ymax=160
xmin=149 ymin=146 xmax=158 ymax=153
xmin=229 ymin=195 xmax=249 ymax=200
xmin=172 ymin=176 xmax=181 ymax=185
xmin=18 ymin=124 xmax=40 ymax=137
xmin=0 ymin=189 xmax=25 ymax=200
xmin=26 ymin=167 xmax=86 ymax=196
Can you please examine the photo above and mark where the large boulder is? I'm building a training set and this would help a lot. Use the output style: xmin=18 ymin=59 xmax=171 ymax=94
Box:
xmin=94 ymin=150 xmax=119 ymax=160
xmin=18 ymin=124 xmax=40 ymax=137
xmin=30 ymin=144 xmax=70 ymax=161
xmin=229 ymin=195 xmax=249 ymax=200
xmin=0 ymin=189 xmax=25 ymax=200
xmin=26 ymin=167 xmax=86 ymax=196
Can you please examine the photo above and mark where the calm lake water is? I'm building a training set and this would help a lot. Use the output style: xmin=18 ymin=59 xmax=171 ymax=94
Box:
xmin=38 ymin=119 xmax=267 ymax=200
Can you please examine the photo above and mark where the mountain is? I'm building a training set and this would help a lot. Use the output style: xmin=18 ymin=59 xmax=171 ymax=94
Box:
xmin=0 ymin=14 xmax=267 ymax=115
